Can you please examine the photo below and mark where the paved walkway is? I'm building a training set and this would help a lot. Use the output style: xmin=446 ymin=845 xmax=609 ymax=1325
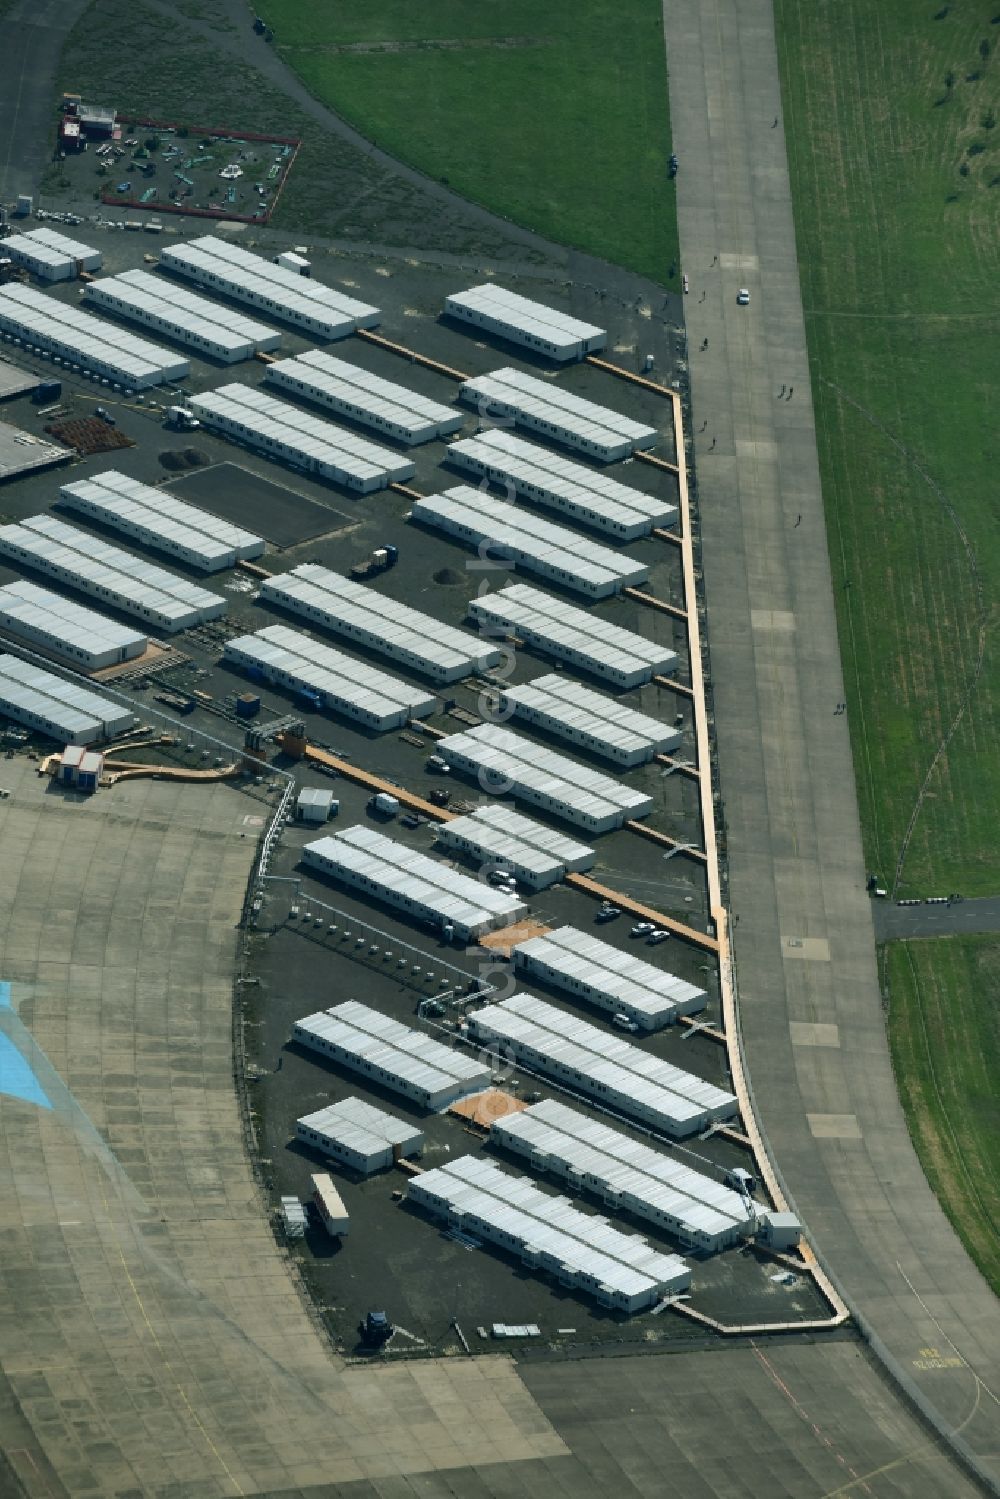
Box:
xmin=662 ymin=0 xmax=1000 ymax=1487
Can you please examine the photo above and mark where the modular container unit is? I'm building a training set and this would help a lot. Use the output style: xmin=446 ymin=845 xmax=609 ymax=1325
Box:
xmin=0 ymin=283 xmax=188 ymax=389
xmin=0 ymin=653 xmax=134 ymax=742
xmin=60 ymin=469 xmax=264 ymax=572
xmin=467 ymin=993 xmax=738 ymax=1138
xmin=265 ymin=349 xmax=463 ymax=445
xmin=491 ymin=1098 xmax=752 ymax=1252
xmin=448 ymin=428 xmax=677 ymax=538
xmin=297 ymin=1096 xmax=424 ymax=1176
xmin=296 ymin=786 xmax=337 ymax=824
xmin=0 ymin=515 xmax=225 ymax=633
xmin=411 ymin=486 xmax=648 ymax=600
xmin=408 ymin=1154 xmax=689 ymax=1312
xmin=224 ymin=624 xmax=436 ymax=731
xmin=85 ymin=268 xmax=281 ymax=362
xmin=159 ymin=236 xmax=380 ymax=340
xmin=435 ymin=804 xmax=595 ymax=890
xmin=467 ymin=583 xmax=677 ymax=689
xmin=302 ymin=824 xmax=525 ymax=940
xmin=186 ymin=383 xmax=413 ymax=493
xmin=436 ymin=721 xmax=653 ymax=833
xmin=459 ymin=367 xmax=657 ymax=462
xmin=3 ymin=227 xmax=102 ymax=282
xmin=512 ymin=925 xmax=707 ymax=1031
xmin=499 ymin=674 xmax=680 ymax=767
xmin=310 ymin=1174 xmax=349 ymax=1236
xmin=444 ymin=284 xmax=606 ymax=363
xmin=292 ymin=1000 xmax=492 ymax=1111
xmin=0 ymin=580 xmax=146 ymax=670
xmin=261 ymin=563 xmax=502 ymax=682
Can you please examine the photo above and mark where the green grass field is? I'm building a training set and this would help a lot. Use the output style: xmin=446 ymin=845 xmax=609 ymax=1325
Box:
xmin=256 ymin=0 xmax=677 ymax=282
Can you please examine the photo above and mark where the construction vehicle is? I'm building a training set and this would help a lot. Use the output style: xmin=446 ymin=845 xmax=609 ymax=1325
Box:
xmin=349 ymin=544 xmax=398 ymax=581
xmin=358 ymin=1310 xmax=394 ymax=1350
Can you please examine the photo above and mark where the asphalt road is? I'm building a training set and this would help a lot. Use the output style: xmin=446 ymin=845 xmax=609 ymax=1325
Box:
xmin=0 ymin=0 xmax=91 ymax=208
xmin=873 ymin=896 xmax=1000 ymax=943
xmin=662 ymin=0 xmax=1000 ymax=1489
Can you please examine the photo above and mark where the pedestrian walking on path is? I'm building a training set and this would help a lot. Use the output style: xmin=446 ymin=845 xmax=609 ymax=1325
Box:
xmin=787 ymin=386 xmax=794 ymax=400
xmin=772 ymin=116 xmax=779 ymax=127
xmin=709 ymin=436 xmax=716 ymax=451
xmin=778 ymin=384 xmax=786 ymax=398
xmin=702 ymin=337 xmax=709 ymax=350
xmin=794 ymin=514 xmax=802 ymax=527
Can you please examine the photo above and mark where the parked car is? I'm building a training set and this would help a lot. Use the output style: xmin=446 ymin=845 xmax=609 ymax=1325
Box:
xmin=646 ymin=929 xmax=671 ymax=945
xmin=596 ymin=905 xmax=622 ymax=923
xmin=612 ymin=1014 xmax=640 ymax=1032
xmin=630 ymin=922 xmax=656 ymax=937
xmin=737 ymin=287 xmax=751 ymax=306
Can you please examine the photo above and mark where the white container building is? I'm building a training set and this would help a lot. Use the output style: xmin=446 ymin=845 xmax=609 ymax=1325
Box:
xmin=512 ymin=925 xmax=707 ymax=1032
xmin=159 ymin=235 xmax=380 ymax=340
xmin=292 ymin=1000 xmax=492 ymax=1111
xmin=224 ymin=624 xmax=436 ymax=731
xmin=302 ymin=824 xmax=525 ymax=940
xmin=467 ymin=993 xmax=738 ymax=1138
xmin=490 ymin=1098 xmax=752 ymax=1253
xmin=408 ymin=1154 xmax=690 ymax=1313
xmin=459 ymin=367 xmax=658 ymax=462
xmin=435 ymin=803 xmax=595 ymax=890
xmin=296 ymin=786 xmax=337 ymax=824
xmin=499 ymin=673 xmax=680 ymax=767
xmin=265 ymin=349 xmax=463 ymax=445
xmin=411 ymin=486 xmax=648 ymax=600
xmin=444 ymin=284 xmax=606 ymax=362
xmin=187 ymin=383 xmax=414 ymax=493
xmin=448 ymin=428 xmax=677 ymax=538
xmin=84 ymin=269 xmax=281 ymax=363
xmin=0 ymin=580 xmax=146 ymax=671
xmin=297 ymin=1096 xmax=425 ymax=1176
xmin=467 ymin=583 xmax=677 ymax=689
xmin=0 ymin=653 xmax=134 ymax=743
xmin=261 ymin=563 xmax=502 ymax=682
xmin=0 ymin=515 xmax=226 ymax=633
xmin=3 ymin=227 xmax=102 ymax=282
xmin=436 ymin=722 xmax=653 ymax=833
xmin=0 ymin=283 xmax=189 ymax=389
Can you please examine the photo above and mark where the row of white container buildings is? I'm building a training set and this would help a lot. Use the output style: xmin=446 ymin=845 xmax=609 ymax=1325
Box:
xmin=84 ymin=269 xmax=281 ymax=364
xmin=293 ymin=1000 xmax=491 ymax=1111
xmin=2 ymin=228 xmax=101 ymax=282
xmin=435 ymin=803 xmax=595 ymax=891
xmin=411 ymin=485 xmax=648 ymax=600
xmin=296 ymin=1095 xmax=424 ymax=1176
xmin=159 ymin=235 xmax=380 ymax=341
xmin=187 ymin=383 xmax=414 ymax=492
xmin=265 ymin=349 xmax=462 ymax=445
xmin=0 ymin=514 xmax=225 ymax=633
xmin=302 ymin=824 xmax=525 ymax=941
xmin=467 ymin=993 xmax=738 ymax=1138
xmin=0 ymin=580 xmax=147 ymax=672
xmin=444 ymin=284 xmax=606 ymax=363
xmin=437 ymin=721 xmax=653 ymax=834
xmin=224 ymin=624 xmax=436 ymax=732
xmin=448 ymin=429 xmax=677 ymax=539
xmin=459 ymin=367 xmax=657 ymax=462
xmin=512 ymin=925 xmax=707 ymax=1032
xmin=0 ymin=283 xmax=189 ymax=390
xmin=467 ymin=583 xmax=677 ymax=689
xmin=408 ymin=1154 xmax=690 ymax=1313
xmin=498 ymin=673 xmax=679 ymax=767
xmin=0 ymin=653 xmax=134 ymax=743
xmin=491 ymin=1099 xmax=751 ymax=1254
xmin=260 ymin=562 xmax=501 ymax=683
xmin=59 ymin=469 xmax=264 ymax=574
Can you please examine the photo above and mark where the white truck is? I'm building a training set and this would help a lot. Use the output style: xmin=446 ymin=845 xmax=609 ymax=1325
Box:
xmin=311 ymin=1172 xmax=349 ymax=1237
xmin=165 ymin=405 xmax=200 ymax=432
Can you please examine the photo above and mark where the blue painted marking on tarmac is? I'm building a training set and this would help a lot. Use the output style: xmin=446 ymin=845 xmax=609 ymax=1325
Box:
xmin=0 ymin=1033 xmax=52 ymax=1109
xmin=0 ymin=981 xmax=10 ymax=1009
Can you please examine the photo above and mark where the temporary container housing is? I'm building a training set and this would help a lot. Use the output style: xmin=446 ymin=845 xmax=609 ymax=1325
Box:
xmin=265 ymin=349 xmax=463 ymax=445
xmin=499 ymin=673 xmax=680 ymax=766
xmin=0 ymin=579 xmax=146 ymax=670
xmin=435 ymin=803 xmax=595 ymax=891
xmin=3 ymin=227 xmax=102 ymax=282
xmin=293 ymin=999 xmax=492 ymax=1110
xmin=0 ymin=653 xmax=134 ymax=743
xmin=84 ymin=268 xmax=281 ymax=363
xmin=297 ymin=1096 xmax=424 ymax=1175
xmin=444 ymin=285 xmax=606 ymax=363
xmin=411 ymin=485 xmax=648 ymax=600
xmin=0 ymin=283 xmax=188 ymax=389
xmin=295 ymin=786 xmax=337 ymax=824
xmin=459 ymin=367 xmax=657 ymax=462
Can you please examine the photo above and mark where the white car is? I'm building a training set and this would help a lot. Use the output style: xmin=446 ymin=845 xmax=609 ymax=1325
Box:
xmin=646 ymin=929 xmax=671 ymax=945
xmin=737 ymin=288 xmax=751 ymax=306
xmin=612 ymin=1014 xmax=640 ymax=1032
xmin=630 ymin=922 xmax=656 ymax=937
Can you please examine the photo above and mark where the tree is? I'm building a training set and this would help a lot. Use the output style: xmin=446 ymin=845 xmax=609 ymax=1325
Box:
xmin=945 ymin=69 xmax=956 ymax=88
xmin=144 ymin=135 xmax=160 ymax=153
xmin=980 ymin=38 xmax=991 ymax=62
xmin=983 ymin=108 xmax=997 ymax=129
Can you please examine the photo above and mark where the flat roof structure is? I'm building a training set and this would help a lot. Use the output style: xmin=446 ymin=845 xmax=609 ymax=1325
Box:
xmin=187 ymin=383 xmax=414 ymax=493
xmin=0 ymin=653 xmax=134 ymax=743
xmin=412 ymin=485 xmax=648 ymax=600
xmin=261 ymin=563 xmax=502 ymax=682
xmin=293 ymin=999 xmax=492 ymax=1111
xmin=3 ymin=227 xmax=101 ymax=282
xmin=437 ymin=721 xmax=653 ymax=833
xmin=159 ymin=236 xmax=380 ymax=341
xmin=0 ymin=362 xmax=41 ymax=401
xmin=225 ymin=624 xmax=436 ymax=731
xmin=0 ymin=580 xmax=146 ymax=671
xmin=0 ymin=284 xmax=189 ymax=389
xmin=467 ymin=583 xmax=677 ymax=689
xmin=436 ymin=803 xmax=595 ymax=890
xmin=459 ymin=367 xmax=657 ymax=462
xmin=265 ymin=349 xmax=463 ymax=445
xmin=297 ymin=1096 xmax=424 ymax=1176
xmin=59 ymin=469 xmax=265 ymax=573
xmin=499 ymin=673 xmax=680 ymax=766
xmin=448 ymin=428 xmax=677 ymax=539
xmin=85 ymin=269 xmax=281 ymax=363
xmin=467 ymin=993 xmax=738 ymax=1138
xmin=408 ymin=1154 xmax=690 ymax=1313
xmin=512 ymin=925 xmax=708 ymax=1031
xmin=491 ymin=1098 xmax=752 ymax=1253
xmin=0 ymin=514 xmax=225 ymax=633
xmin=302 ymin=824 xmax=525 ymax=941
xmin=0 ymin=421 xmax=72 ymax=482
xmin=444 ymin=284 xmax=606 ymax=363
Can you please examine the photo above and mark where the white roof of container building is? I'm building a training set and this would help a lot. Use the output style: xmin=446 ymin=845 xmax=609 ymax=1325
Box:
xmin=514 ymin=925 xmax=707 ymax=1020
xmin=0 ymin=580 xmax=146 ymax=655
xmin=460 ymin=367 xmax=657 ymax=449
xmin=448 ymin=429 xmax=677 ymax=531
xmin=161 ymin=235 xmax=379 ymax=328
xmin=16 ymin=227 xmax=100 ymax=261
xmin=437 ymin=817 xmax=563 ymax=883
xmin=266 ymin=349 xmax=462 ymax=438
xmin=298 ymin=1096 xmax=422 ymax=1152
xmin=446 ymin=285 xmax=606 ymax=346
xmin=0 ymin=284 xmax=188 ymax=382
xmin=60 ymin=469 xmax=264 ymax=563
xmin=295 ymin=1010 xmax=476 ymax=1102
xmin=501 ymin=674 xmax=675 ymax=758
xmin=225 ymin=624 xmax=436 ymax=721
xmin=464 ymin=804 xmax=595 ymax=865
xmin=469 ymin=582 xmax=677 ymax=678
xmin=97 ymin=269 xmax=279 ymax=347
xmin=0 ymin=653 xmax=127 ymax=730
xmin=412 ymin=486 xmax=648 ymax=595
